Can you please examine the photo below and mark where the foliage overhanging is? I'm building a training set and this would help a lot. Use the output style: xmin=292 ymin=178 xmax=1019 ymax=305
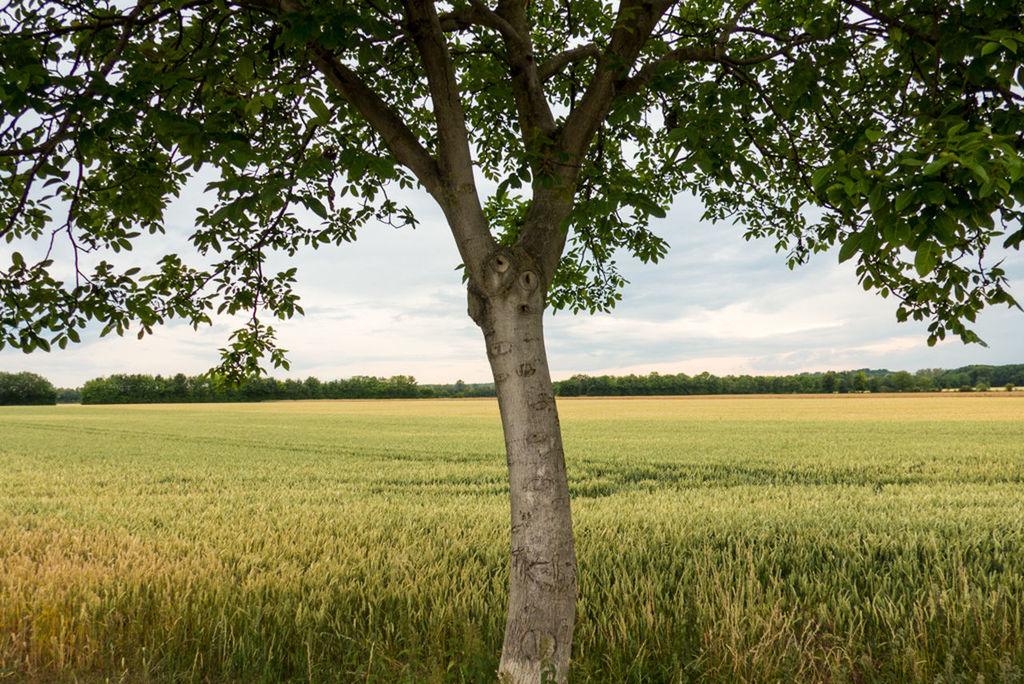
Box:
xmin=1 ymin=0 xmax=1022 ymax=378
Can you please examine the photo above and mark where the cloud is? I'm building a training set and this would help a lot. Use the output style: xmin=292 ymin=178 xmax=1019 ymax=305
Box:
xmin=843 ymin=335 xmax=929 ymax=357
xmin=273 ymin=286 xmax=490 ymax=383
xmin=556 ymin=301 xmax=846 ymax=345
xmin=3 ymin=185 xmax=1022 ymax=387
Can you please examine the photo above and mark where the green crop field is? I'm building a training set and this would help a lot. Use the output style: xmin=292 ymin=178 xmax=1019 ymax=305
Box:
xmin=2 ymin=394 xmax=1023 ymax=682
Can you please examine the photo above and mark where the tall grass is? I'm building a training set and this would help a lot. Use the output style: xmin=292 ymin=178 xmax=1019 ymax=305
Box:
xmin=1 ymin=394 xmax=1022 ymax=681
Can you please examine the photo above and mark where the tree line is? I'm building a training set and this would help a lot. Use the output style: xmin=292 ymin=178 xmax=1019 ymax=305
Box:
xmin=1 ymin=365 xmax=1020 ymax=406
xmin=74 ymin=374 xmax=496 ymax=404
xmin=552 ymin=365 xmax=1024 ymax=397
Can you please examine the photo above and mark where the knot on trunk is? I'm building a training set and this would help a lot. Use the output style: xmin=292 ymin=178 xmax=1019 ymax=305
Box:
xmin=465 ymin=248 xmax=546 ymax=329
xmin=483 ymin=249 xmax=541 ymax=296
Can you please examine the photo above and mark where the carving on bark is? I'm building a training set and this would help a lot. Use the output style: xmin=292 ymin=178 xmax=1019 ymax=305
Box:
xmin=518 ymin=629 xmax=557 ymax=660
xmin=517 ymin=362 xmax=536 ymax=376
xmin=528 ymin=394 xmax=552 ymax=410
xmin=490 ymin=341 xmax=514 ymax=356
xmin=525 ymin=476 xmax=555 ymax=492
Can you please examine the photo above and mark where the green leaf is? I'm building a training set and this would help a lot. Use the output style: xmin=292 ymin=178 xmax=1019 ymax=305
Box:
xmin=803 ymin=17 xmax=831 ymax=40
xmin=963 ymin=161 xmax=989 ymax=184
xmin=979 ymin=178 xmax=995 ymax=198
xmin=810 ymin=165 xmax=832 ymax=192
xmin=864 ymin=128 xmax=883 ymax=143
xmin=914 ymin=243 xmax=937 ymax=277
xmin=632 ymin=194 xmax=666 ymax=218
xmin=1004 ymin=228 xmax=1024 ymax=249
xmin=894 ymin=190 xmax=916 ymax=212
xmin=306 ymin=95 xmax=332 ymax=123
xmin=305 ymin=197 xmax=328 ymax=219
xmin=925 ymin=184 xmax=947 ymax=205
xmin=838 ymin=231 xmax=862 ymax=263
xmin=666 ymin=127 xmax=687 ymax=142
xmin=867 ymin=184 xmax=886 ymax=212
xmin=244 ymin=98 xmax=264 ymax=116
xmin=237 ymin=56 xmax=255 ymax=83
xmin=923 ymin=156 xmax=953 ymax=176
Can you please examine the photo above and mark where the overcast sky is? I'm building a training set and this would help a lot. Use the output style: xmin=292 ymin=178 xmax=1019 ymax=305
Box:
xmin=2 ymin=187 xmax=1022 ymax=388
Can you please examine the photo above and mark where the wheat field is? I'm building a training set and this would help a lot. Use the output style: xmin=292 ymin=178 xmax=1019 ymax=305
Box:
xmin=1 ymin=394 xmax=1023 ymax=682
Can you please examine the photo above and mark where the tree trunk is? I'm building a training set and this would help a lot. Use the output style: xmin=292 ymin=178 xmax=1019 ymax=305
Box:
xmin=469 ymin=251 xmax=577 ymax=683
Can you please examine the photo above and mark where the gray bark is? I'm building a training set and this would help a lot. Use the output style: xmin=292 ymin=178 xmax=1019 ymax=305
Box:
xmin=469 ymin=248 xmax=577 ymax=683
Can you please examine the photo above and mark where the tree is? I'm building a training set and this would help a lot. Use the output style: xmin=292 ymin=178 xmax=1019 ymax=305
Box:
xmin=0 ymin=370 xmax=57 ymax=405
xmin=889 ymin=369 xmax=916 ymax=391
xmin=56 ymin=385 xmax=82 ymax=403
xmin=170 ymin=372 xmax=190 ymax=400
xmin=2 ymin=0 xmax=1022 ymax=680
xmin=851 ymin=371 xmax=869 ymax=393
xmin=821 ymin=370 xmax=838 ymax=393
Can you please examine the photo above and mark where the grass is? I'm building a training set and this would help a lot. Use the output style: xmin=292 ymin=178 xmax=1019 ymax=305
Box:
xmin=1 ymin=394 xmax=1023 ymax=682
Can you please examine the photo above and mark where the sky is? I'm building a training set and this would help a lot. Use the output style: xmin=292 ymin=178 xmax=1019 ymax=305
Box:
xmin=2 ymin=187 xmax=1022 ymax=388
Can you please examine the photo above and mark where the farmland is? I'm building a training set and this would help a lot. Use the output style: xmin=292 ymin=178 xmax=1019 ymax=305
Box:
xmin=1 ymin=394 xmax=1023 ymax=682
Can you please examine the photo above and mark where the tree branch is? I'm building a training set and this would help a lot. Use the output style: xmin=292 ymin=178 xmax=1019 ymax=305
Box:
xmin=234 ymin=0 xmax=441 ymax=192
xmin=717 ymin=0 xmax=757 ymax=51
xmin=2 ymin=0 xmax=158 ymax=238
xmin=839 ymin=0 xmax=937 ymax=43
xmin=559 ymin=0 xmax=675 ymax=161
xmin=537 ymin=44 xmax=600 ymax=82
xmin=617 ymin=29 xmax=817 ymax=101
xmin=402 ymin=0 xmax=482 ymax=190
xmin=514 ymin=0 xmax=676 ymax=279
xmin=401 ymin=0 xmax=495 ymax=276
xmin=437 ymin=0 xmax=514 ymax=36
xmin=305 ymin=46 xmax=444 ymax=198
xmin=235 ymin=0 xmax=495 ymax=276
xmin=491 ymin=0 xmax=557 ymax=144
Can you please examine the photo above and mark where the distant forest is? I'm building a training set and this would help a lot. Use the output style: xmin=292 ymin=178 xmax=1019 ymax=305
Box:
xmin=553 ymin=365 xmax=1024 ymax=397
xmin=1 ymin=364 xmax=1018 ymax=405
xmin=75 ymin=374 xmax=494 ymax=404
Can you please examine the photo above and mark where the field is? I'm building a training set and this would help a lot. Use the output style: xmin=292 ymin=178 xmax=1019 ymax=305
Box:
xmin=1 ymin=394 xmax=1023 ymax=682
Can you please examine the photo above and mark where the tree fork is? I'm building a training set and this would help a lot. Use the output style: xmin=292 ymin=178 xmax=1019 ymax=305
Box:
xmin=469 ymin=248 xmax=577 ymax=683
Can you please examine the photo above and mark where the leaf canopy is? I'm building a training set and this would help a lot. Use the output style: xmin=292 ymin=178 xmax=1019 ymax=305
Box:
xmin=2 ymin=0 xmax=1021 ymax=375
